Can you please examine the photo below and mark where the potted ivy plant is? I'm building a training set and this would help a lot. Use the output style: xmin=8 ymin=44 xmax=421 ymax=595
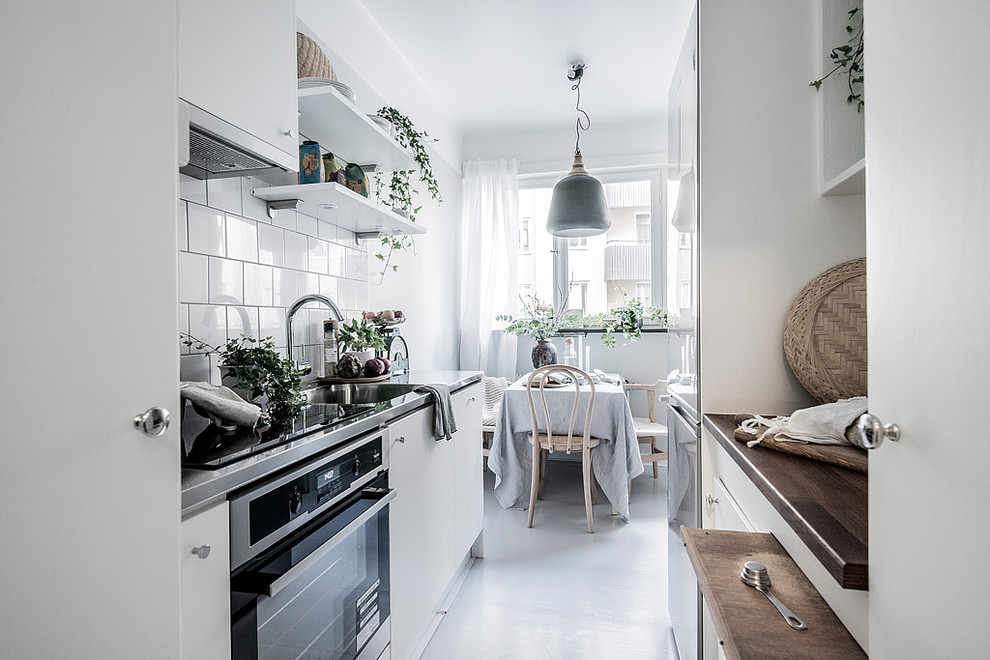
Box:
xmin=589 ymin=295 xmax=668 ymax=348
xmin=372 ymin=106 xmax=443 ymax=281
xmin=181 ymin=333 xmax=304 ymax=414
xmin=496 ymin=295 xmax=579 ymax=368
xmin=337 ymin=318 xmax=386 ymax=361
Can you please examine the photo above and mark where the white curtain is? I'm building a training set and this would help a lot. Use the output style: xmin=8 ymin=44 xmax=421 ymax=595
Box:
xmin=459 ymin=159 xmax=519 ymax=378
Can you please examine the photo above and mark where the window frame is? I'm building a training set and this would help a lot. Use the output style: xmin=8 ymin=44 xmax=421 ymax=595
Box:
xmin=517 ymin=166 xmax=667 ymax=325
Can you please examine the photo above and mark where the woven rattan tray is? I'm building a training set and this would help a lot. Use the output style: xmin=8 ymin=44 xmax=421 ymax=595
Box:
xmin=297 ymin=32 xmax=336 ymax=81
xmin=783 ymin=258 xmax=867 ymax=403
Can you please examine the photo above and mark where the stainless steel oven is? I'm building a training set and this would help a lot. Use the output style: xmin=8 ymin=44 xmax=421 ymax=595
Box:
xmin=229 ymin=427 xmax=393 ymax=660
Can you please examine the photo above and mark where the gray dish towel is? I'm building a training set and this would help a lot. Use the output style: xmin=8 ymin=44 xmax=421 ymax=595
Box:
xmin=414 ymin=384 xmax=458 ymax=441
xmin=180 ymin=381 xmax=263 ymax=428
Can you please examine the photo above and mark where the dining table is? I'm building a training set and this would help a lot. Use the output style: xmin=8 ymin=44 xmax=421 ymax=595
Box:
xmin=488 ymin=372 xmax=645 ymax=521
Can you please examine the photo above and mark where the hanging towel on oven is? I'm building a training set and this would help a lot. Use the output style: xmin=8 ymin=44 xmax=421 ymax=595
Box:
xmin=414 ymin=384 xmax=458 ymax=441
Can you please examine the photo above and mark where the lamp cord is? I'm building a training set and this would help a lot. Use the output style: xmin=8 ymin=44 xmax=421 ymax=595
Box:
xmin=573 ymin=76 xmax=591 ymax=156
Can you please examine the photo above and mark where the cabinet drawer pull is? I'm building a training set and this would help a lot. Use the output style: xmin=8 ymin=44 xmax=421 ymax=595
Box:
xmin=191 ymin=544 xmax=211 ymax=559
xmin=395 ymin=436 xmax=405 ymax=443
xmin=468 ymin=396 xmax=476 ymax=403
xmin=706 ymin=495 xmax=719 ymax=507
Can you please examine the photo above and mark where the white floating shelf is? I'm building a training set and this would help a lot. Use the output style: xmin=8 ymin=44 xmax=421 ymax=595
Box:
xmin=251 ymin=182 xmax=425 ymax=237
xmin=297 ymin=86 xmax=416 ymax=173
xmin=821 ymin=157 xmax=865 ymax=196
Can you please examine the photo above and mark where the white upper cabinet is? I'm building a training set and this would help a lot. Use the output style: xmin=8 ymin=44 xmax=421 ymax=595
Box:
xmin=178 ymin=0 xmax=298 ymax=166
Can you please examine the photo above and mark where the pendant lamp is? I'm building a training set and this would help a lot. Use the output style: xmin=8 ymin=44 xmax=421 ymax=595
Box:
xmin=547 ymin=62 xmax=610 ymax=238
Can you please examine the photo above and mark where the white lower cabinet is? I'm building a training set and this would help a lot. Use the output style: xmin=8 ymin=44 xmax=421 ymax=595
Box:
xmin=180 ymin=500 xmax=231 ymax=660
xmin=388 ymin=382 xmax=483 ymax=659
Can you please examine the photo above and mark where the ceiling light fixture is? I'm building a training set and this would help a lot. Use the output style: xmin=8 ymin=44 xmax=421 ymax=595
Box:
xmin=546 ymin=61 xmax=610 ymax=238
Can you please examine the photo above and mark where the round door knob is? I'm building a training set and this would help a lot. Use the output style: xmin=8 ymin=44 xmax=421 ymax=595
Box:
xmin=706 ymin=495 xmax=719 ymax=507
xmin=283 ymin=128 xmax=294 ymax=137
xmin=133 ymin=407 xmax=170 ymax=437
xmin=855 ymin=413 xmax=901 ymax=450
xmin=191 ymin=544 xmax=211 ymax=559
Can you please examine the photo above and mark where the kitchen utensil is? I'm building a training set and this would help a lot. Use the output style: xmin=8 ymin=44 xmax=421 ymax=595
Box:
xmin=740 ymin=561 xmax=808 ymax=630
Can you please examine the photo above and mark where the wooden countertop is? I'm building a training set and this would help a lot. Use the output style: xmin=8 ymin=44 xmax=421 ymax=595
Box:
xmin=683 ymin=527 xmax=866 ymax=659
xmin=703 ymin=414 xmax=868 ymax=590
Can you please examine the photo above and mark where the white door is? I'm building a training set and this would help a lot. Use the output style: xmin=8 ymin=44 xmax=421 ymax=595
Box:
xmin=0 ymin=3 xmax=181 ymax=657
xmin=866 ymin=2 xmax=990 ymax=656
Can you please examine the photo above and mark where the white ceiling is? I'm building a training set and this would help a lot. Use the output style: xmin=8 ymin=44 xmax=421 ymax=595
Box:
xmin=358 ymin=0 xmax=695 ymax=136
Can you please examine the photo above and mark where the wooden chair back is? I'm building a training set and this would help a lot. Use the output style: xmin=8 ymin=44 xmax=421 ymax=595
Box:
xmin=526 ymin=365 xmax=597 ymax=454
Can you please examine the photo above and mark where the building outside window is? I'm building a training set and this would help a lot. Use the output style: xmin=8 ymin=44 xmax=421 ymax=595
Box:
xmin=515 ymin=170 xmax=665 ymax=324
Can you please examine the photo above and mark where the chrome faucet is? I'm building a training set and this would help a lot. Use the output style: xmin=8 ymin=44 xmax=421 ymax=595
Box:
xmin=286 ymin=294 xmax=345 ymax=373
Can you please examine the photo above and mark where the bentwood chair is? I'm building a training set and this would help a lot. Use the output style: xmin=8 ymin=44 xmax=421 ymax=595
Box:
xmin=526 ymin=365 xmax=601 ymax=533
xmin=623 ymin=379 xmax=669 ymax=478
xmin=481 ymin=375 xmax=507 ymax=470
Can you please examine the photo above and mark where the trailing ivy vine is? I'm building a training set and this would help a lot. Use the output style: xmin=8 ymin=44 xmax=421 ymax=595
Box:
xmin=372 ymin=106 xmax=443 ymax=282
xmin=810 ymin=6 xmax=864 ymax=111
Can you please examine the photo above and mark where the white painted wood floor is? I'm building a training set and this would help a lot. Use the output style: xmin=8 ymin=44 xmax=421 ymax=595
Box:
xmin=420 ymin=460 xmax=678 ymax=659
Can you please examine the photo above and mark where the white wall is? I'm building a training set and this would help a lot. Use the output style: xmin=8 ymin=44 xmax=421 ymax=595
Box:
xmin=698 ymin=0 xmax=867 ymax=415
xmin=298 ymin=2 xmax=464 ymax=370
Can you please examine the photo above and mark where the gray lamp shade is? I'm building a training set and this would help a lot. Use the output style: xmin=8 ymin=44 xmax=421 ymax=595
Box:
xmin=546 ymin=152 xmax=610 ymax=237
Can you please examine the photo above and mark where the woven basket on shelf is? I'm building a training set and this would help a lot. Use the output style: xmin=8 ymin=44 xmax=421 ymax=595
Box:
xmin=296 ymin=32 xmax=336 ymax=81
xmin=783 ymin=257 xmax=867 ymax=404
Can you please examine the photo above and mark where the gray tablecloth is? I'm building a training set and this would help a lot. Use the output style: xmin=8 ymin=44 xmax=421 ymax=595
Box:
xmin=488 ymin=377 xmax=644 ymax=521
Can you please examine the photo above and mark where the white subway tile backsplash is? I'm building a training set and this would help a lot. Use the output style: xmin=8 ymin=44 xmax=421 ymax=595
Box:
xmin=241 ymin=178 xmax=270 ymax=223
xmin=178 ymin=200 xmax=188 ymax=252
xmin=178 ymin=303 xmax=190 ymax=354
xmin=258 ymin=223 xmax=285 ymax=267
xmin=283 ymin=231 xmax=309 ymax=271
xmin=187 ymin=304 xmax=227 ymax=351
xmin=308 ymin=237 xmax=329 ymax=275
xmin=329 ymin=242 xmax=346 ymax=277
xmin=225 ymin=214 xmax=259 ymax=262
xmin=226 ymin=306 xmax=260 ymax=341
xmin=206 ymin=177 xmax=242 ymax=215
xmin=187 ymin=203 xmax=226 ymax=257
xmin=319 ymin=275 xmax=338 ymax=302
xmin=271 ymin=208 xmax=297 ymax=231
xmin=178 ymin=252 xmax=209 ymax=304
xmin=259 ymin=307 xmax=286 ymax=348
xmin=298 ymin=272 xmax=320 ymax=299
xmin=179 ymin=174 xmax=208 ymax=205
xmin=178 ymin=174 xmax=370 ymax=366
xmin=344 ymin=246 xmax=368 ymax=280
xmin=243 ymin=263 xmax=273 ymax=306
xmin=272 ymin=267 xmax=298 ymax=307
xmin=180 ymin=353 xmax=211 ymax=383
xmin=296 ymin=213 xmax=318 ymax=238
xmin=209 ymin=257 xmax=243 ymax=304
xmin=318 ymin=220 xmax=337 ymax=241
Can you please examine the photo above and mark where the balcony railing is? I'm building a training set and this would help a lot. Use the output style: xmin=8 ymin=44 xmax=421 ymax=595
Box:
xmin=604 ymin=240 xmax=651 ymax=280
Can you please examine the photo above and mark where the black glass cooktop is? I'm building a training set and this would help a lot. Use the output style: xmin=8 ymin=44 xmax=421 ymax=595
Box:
xmin=181 ymin=400 xmax=378 ymax=470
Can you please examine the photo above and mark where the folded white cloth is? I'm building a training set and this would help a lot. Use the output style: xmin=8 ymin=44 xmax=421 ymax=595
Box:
xmin=740 ymin=396 xmax=868 ymax=448
xmin=180 ymin=381 xmax=263 ymax=429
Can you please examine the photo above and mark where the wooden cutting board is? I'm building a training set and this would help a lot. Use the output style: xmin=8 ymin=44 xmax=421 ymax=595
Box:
xmin=733 ymin=413 xmax=868 ymax=474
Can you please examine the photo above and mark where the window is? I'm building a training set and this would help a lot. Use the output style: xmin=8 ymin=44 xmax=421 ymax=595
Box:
xmin=568 ymin=281 xmax=589 ymax=314
xmin=519 ymin=218 xmax=530 ymax=252
xmin=516 ymin=170 xmax=665 ymax=321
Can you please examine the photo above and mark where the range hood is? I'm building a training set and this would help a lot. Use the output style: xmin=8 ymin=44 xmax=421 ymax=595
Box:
xmin=179 ymin=101 xmax=296 ymax=180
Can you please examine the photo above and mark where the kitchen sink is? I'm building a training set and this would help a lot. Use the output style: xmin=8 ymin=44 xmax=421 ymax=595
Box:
xmin=302 ymin=382 xmax=421 ymax=406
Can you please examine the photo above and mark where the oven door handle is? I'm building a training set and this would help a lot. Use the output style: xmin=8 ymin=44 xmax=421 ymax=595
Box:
xmin=257 ymin=488 xmax=395 ymax=598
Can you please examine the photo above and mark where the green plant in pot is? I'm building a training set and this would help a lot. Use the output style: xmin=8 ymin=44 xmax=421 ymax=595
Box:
xmin=335 ymin=318 xmax=387 ymax=378
xmin=496 ymin=295 xmax=579 ymax=368
xmin=589 ymin=295 xmax=668 ymax=348
xmin=181 ymin=333 xmax=304 ymax=415
xmin=372 ymin=106 xmax=443 ymax=282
